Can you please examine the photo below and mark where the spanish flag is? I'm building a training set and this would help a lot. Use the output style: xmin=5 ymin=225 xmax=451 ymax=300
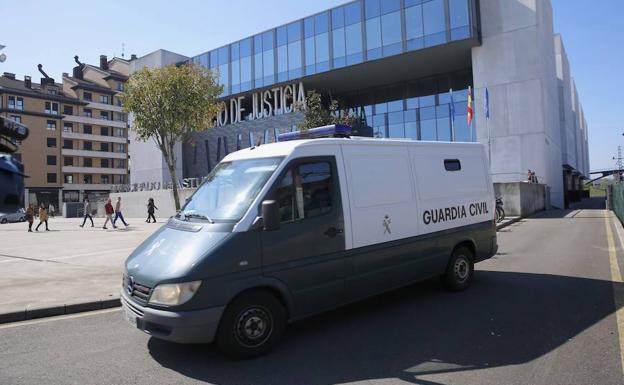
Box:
xmin=467 ymin=86 xmax=474 ymax=126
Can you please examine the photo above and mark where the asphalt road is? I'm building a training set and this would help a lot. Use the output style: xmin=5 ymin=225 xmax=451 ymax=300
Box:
xmin=1 ymin=200 xmax=623 ymax=385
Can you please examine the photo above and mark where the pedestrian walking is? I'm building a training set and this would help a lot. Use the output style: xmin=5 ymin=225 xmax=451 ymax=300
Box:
xmin=79 ymin=198 xmax=94 ymax=227
xmin=146 ymin=198 xmax=158 ymax=223
xmin=25 ymin=203 xmax=34 ymax=232
xmin=527 ymin=169 xmax=533 ymax=183
xmin=49 ymin=203 xmax=55 ymax=218
xmin=113 ymin=197 xmax=129 ymax=228
xmin=103 ymin=198 xmax=116 ymax=229
xmin=35 ymin=204 xmax=49 ymax=231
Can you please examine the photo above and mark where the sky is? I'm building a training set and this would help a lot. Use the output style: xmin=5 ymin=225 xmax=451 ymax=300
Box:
xmin=0 ymin=0 xmax=621 ymax=171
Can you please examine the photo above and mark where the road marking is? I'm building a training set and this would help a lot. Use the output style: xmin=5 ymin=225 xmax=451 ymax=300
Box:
xmin=0 ymin=308 xmax=121 ymax=330
xmin=605 ymin=213 xmax=624 ymax=375
xmin=0 ymin=247 xmax=135 ymax=264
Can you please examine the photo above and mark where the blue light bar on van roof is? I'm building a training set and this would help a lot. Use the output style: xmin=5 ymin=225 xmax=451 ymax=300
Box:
xmin=277 ymin=124 xmax=352 ymax=142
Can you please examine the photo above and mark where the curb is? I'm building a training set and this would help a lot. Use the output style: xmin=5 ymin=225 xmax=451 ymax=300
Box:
xmin=0 ymin=297 xmax=121 ymax=325
xmin=496 ymin=216 xmax=522 ymax=230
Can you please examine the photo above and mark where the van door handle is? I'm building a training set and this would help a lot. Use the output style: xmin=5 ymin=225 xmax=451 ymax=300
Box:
xmin=324 ymin=227 xmax=343 ymax=238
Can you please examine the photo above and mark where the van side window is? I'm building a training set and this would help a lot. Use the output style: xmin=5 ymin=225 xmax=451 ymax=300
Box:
xmin=444 ymin=159 xmax=461 ymax=171
xmin=273 ymin=161 xmax=333 ymax=222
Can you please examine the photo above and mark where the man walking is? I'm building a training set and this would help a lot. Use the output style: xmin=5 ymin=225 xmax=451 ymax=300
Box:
xmin=79 ymin=198 xmax=94 ymax=227
xmin=113 ymin=197 xmax=129 ymax=228
xmin=35 ymin=203 xmax=49 ymax=231
xmin=103 ymin=198 xmax=116 ymax=230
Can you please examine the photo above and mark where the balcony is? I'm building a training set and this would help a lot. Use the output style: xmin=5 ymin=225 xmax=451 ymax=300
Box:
xmin=86 ymin=101 xmax=124 ymax=113
xmin=61 ymin=131 xmax=126 ymax=143
xmin=63 ymin=114 xmax=126 ymax=128
xmin=62 ymin=166 xmax=127 ymax=175
xmin=62 ymin=183 xmax=113 ymax=191
xmin=61 ymin=148 xmax=127 ymax=159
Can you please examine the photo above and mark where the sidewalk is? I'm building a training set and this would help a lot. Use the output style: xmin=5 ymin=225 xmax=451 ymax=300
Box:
xmin=0 ymin=217 xmax=162 ymax=323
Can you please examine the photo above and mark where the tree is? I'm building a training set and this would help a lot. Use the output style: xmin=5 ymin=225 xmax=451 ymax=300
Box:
xmin=121 ymin=64 xmax=223 ymax=210
xmin=296 ymin=90 xmax=360 ymax=131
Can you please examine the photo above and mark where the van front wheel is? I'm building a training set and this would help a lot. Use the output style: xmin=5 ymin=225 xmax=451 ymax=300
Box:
xmin=216 ymin=290 xmax=286 ymax=359
xmin=443 ymin=246 xmax=474 ymax=291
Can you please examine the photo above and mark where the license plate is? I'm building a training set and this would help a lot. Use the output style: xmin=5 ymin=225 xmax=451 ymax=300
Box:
xmin=123 ymin=307 xmax=138 ymax=328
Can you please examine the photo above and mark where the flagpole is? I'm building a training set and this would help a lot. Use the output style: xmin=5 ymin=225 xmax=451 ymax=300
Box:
xmin=450 ymin=88 xmax=455 ymax=142
xmin=487 ymin=117 xmax=491 ymax=169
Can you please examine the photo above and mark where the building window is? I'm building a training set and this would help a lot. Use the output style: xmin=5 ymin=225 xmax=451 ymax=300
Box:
xmin=100 ymin=111 xmax=109 ymax=120
xmin=101 ymin=175 xmax=109 ymax=184
xmin=83 ymin=175 xmax=92 ymax=184
xmin=47 ymin=155 xmax=57 ymax=165
xmin=64 ymin=174 xmax=73 ymax=184
xmin=63 ymin=122 xmax=73 ymax=132
xmin=8 ymin=96 xmax=24 ymax=110
xmin=114 ymin=97 xmax=123 ymax=107
xmin=47 ymin=173 xmax=57 ymax=183
xmin=11 ymin=115 xmax=21 ymax=123
xmin=100 ymin=142 xmax=109 ymax=152
xmin=63 ymin=105 xmax=73 ymax=115
xmin=84 ymin=158 xmax=92 ymax=167
xmin=83 ymin=92 xmax=92 ymax=101
xmin=16 ymin=97 xmax=24 ymax=110
xmin=83 ymin=125 xmax=92 ymax=134
xmin=116 ymin=159 xmax=126 ymax=169
xmin=47 ymin=138 xmax=57 ymax=148
xmin=64 ymin=156 xmax=73 ymax=166
xmin=116 ymin=83 xmax=124 ymax=91
xmin=116 ymin=127 xmax=124 ymax=137
xmin=115 ymin=143 xmax=125 ymax=153
xmin=45 ymin=102 xmax=59 ymax=115
xmin=46 ymin=120 xmax=56 ymax=130
xmin=99 ymin=95 xmax=109 ymax=104
xmin=84 ymin=141 xmax=92 ymax=151
xmin=100 ymin=127 xmax=109 ymax=136
xmin=8 ymin=96 xmax=15 ymax=109
xmin=63 ymin=139 xmax=73 ymax=149
xmin=101 ymin=159 xmax=109 ymax=168
xmin=83 ymin=108 xmax=92 ymax=117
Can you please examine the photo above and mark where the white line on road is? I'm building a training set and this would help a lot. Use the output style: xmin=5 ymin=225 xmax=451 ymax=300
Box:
xmin=0 ymin=247 xmax=135 ymax=263
xmin=0 ymin=308 xmax=121 ymax=330
xmin=605 ymin=213 xmax=624 ymax=376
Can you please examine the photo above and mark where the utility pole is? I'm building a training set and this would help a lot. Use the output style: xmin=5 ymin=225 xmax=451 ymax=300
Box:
xmin=613 ymin=146 xmax=623 ymax=182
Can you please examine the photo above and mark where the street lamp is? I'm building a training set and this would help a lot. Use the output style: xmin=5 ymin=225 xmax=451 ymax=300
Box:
xmin=0 ymin=44 xmax=5 ymax=63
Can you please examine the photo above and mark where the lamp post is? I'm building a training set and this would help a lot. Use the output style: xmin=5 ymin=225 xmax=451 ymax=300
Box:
xmin=0 ymin=44 xmax=6 ymax=63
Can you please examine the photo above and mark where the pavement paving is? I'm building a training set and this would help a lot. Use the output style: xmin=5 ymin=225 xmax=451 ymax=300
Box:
xmin=0 ymin=198 xmax=623 ymax=384
xmin=0 ymin=216 xmax=163 ymax=321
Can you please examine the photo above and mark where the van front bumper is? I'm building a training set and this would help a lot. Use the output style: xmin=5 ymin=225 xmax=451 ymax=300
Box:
xmin=120 ymin=291 xmax=225 ymax=344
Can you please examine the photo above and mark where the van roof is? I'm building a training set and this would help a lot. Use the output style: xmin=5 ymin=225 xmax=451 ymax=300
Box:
xmin=221 ymin=138 xmax=483 ymax=162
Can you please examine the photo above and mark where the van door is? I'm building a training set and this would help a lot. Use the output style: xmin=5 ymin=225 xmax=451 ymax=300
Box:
xmin=261 ymin=156 xmax=347 ymax=318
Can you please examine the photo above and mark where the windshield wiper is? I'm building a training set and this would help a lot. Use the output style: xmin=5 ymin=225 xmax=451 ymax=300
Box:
xmin=180 ymin=211 xmax=215 ymax=224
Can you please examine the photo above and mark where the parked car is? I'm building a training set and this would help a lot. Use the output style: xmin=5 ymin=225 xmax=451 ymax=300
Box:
xmin=0 ymin=208 xmax=26 ymax=224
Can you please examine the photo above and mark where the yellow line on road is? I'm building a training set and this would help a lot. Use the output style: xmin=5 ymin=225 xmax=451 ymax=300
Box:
xmin=605 ymin=213 xmax=624 ymax=375
xmin=0 ymin=308 xmax=121 ymax=330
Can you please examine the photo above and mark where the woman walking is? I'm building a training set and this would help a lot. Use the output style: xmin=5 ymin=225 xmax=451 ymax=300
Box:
xmin=146 ymin=198 xmax=158 ymax=223
xmin=103 ymin=198 xmax=116 ymax=230
xmin=35 ymin=203 xmax=49 ymax=231
xmin=25 ymin=203 xmax=34 ymax=232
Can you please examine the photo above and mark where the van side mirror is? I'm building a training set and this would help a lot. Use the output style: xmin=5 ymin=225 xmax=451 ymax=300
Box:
xmin=261 ymin=200 xmax=280 ymax=231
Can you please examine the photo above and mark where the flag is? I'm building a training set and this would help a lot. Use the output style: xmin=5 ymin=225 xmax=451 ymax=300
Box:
xmin=484 ymin=87 xmax=490 ymax=120
xmin=449 ymin=88 xmax=455 ymax=123
xmin=467 ymin=86 xmax=474 ymax=126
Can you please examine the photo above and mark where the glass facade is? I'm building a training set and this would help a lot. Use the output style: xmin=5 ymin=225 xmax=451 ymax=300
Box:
xmin=190 ymin=0 xmax=473 ymax=97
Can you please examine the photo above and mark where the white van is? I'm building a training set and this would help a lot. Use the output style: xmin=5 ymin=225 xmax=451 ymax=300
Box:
xmin=122 ymin=127 xmax=497 ymax=358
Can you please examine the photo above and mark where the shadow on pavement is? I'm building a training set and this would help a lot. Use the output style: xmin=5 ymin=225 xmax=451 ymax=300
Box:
xmin=147 ymin=271 xmax=621 ymax=385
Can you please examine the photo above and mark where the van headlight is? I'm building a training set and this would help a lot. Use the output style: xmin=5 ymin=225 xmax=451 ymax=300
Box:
xmin=149 ymin=280 xmax=202 ymax=306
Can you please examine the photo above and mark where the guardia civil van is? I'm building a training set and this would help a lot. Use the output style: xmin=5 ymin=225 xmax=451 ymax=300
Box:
xmin=121 ymin=125 xmax=497 ymax=358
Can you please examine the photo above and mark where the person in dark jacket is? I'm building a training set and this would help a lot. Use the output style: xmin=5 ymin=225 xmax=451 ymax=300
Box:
xmin=146 ymin=198 xmax=158 ymax=223
xmin=103 ymin=198 xmax=116 ymax=230
xmin=25 ymin=203 xmax=34 ymax=232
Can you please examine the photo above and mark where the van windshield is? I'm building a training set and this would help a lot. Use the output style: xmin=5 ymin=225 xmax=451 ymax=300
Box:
xmin=179 ymin=157 xmax=282 ymax=222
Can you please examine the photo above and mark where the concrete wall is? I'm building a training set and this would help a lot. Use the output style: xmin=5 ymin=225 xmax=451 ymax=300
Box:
xmin=128 ymin=50 xmax=188 ymax=186
xmin=109 ymin=188 xmax=196 ymax=219
xmin=495 ymin=182 xmax=546 ymax=217
xmin=472 ymin=0 xmax=564 ymax=209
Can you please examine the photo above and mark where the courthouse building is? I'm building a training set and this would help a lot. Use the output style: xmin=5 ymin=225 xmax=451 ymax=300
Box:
xmin=129 ymin=0 xmax=590 ymax=209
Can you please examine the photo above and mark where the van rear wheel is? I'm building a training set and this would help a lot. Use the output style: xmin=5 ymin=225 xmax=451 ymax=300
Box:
xmin=216 ymin=290 xmax=286 ymax=359
xmin=443 ymin=246 xmax=474 ymax=291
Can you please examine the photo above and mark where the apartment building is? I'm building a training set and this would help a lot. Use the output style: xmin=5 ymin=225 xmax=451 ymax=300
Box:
xmin=61 ymin=55 xmax=130 ymax=203
xmin=0 ymin=69 xmax=83 ymax=210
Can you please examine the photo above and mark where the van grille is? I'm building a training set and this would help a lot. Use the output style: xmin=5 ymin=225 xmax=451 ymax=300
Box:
xmin=123 ymin=274 xmax=152 ymax=305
